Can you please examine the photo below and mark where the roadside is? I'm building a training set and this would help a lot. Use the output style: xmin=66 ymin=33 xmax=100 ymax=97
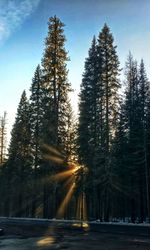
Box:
xmin=0 ymin=223 xmax=150 ymax=249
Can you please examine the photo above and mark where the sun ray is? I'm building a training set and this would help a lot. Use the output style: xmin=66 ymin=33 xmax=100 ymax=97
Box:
xmin=38 ymin=144 xmax=89 ymax=225
xmin=42 ymin=144 xmax=64 ymax=158
xmin=63 ymin=175 xmax=75 ymax=188
xmin=43 ymin=154 xmax=64 ymax=164
xmin=52 ymin=169 xmax=75 ymax=181
xmin=56 ymin=183 xmax=76 ymax=219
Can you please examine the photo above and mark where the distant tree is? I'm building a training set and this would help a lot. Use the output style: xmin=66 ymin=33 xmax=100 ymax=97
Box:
xmin=122 ymin=54 xmax=150 ymax=222
xmin=0 ymin=111 xmax=8 ymax=215
xmin=123 ymin=54 xmax=140 ymax=222
xmin=60 ymin=98 xmax=77 ymax=163
xmin=0 ymin=111 xmax=7 ymax=165
xmin=138 ymin=59 xmax=150 ymax=222
xmin=145 ymin=89 xmax=150 ymax=222
xmin=111 ymin=101 xmax=129 ymax=221
xmin=7 ymin=91 xmax=31 ymax=217
xmin=0 ymin=161 xmax=11 ymax=216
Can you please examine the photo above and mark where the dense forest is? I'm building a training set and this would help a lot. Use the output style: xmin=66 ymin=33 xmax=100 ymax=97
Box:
xmin=0 ymin=16 xmax=150 ymax=223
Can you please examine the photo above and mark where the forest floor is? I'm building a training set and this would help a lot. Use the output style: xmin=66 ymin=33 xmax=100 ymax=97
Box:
xmin=0 ymin=223 xmax=150 ymax=250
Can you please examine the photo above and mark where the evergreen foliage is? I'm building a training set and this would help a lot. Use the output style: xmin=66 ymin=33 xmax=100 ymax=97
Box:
xmin=0 ymin=18 xmax=150 ymax=223
xmin=42 ymin=15 xmax=71 ymax=148
xmin=7 ymin=91 xmax=31 ymax=216
xmin=41 ymin=15 xmax=74 ymax=218
xmin=0 ymin=111 xmax=7 ymax=165
xmin=78 ymin=24 xmax=120 ymax=220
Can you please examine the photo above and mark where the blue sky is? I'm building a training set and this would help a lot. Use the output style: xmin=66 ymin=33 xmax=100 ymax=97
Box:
xmin=1 ymin=0 xmax=150 ymax=143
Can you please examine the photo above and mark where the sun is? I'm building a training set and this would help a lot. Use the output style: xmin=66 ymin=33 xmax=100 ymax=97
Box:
xmin=42 ymin=144 xmax=89 ymax=226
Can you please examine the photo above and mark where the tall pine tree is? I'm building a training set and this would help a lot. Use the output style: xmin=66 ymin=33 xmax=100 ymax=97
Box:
xmin=97 ymin=24 xmax=120 ymax=221
xmin=78 ymin=36 xmax=102 ymax=219
xmin=78 ymin=24 xmax=120 ymax=221
xmin=29 ymin=65 xmax=44 ymax=217
xmin=41 ymin=16 xmax=73 ymax=218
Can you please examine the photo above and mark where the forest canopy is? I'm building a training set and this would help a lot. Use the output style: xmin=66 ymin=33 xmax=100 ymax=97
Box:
xmin=0 ymin=16 xmax=150 ymax=223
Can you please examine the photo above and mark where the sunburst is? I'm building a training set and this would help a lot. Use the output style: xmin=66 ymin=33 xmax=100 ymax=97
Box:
xmin=42 ymin=144 xmax=89 ymax=228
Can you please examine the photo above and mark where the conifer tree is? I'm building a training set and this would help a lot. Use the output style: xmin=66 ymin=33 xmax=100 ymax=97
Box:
xmin=97 ymin=24 xmax=120 ymax=221
xmin=78 ymin=36 xmax=102 ymax=219
xmin=78 ymin=25 xmax=120 ymax=220
xmin=41 ymin=16 xmax=73 ymax=218
xmin=145 ymin=90 xmax=150 ymax=222
xmin=29 ymin=65 xmax=44 ymax=217
xmin=8 ymin=91 xmax=31 ymax=217
xmin=0 ymin=111 xmax=7 ymax=165
xmin=42 ymin=15 xmax=71 ymax=146
xmin=122 ymin=54 xmax=150 ymax=222
xmin=138 ymin=59 xmax=150 ymax=222
xmin=78 ymin=36 xmax=99 ymax=166
xmin=30 ymin=65 xmax=43 ymax=167
xmin=123 ymin=54 xmax=140 ymax=222
xmin=97 ymin=24 xmax=120 ymax=161
xmin=111 ymin=102 xmax=129 ymax=220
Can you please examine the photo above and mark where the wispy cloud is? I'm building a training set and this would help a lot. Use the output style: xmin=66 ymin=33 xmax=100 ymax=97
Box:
xmin=0 ymin=0 xmax=40 ymax=42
